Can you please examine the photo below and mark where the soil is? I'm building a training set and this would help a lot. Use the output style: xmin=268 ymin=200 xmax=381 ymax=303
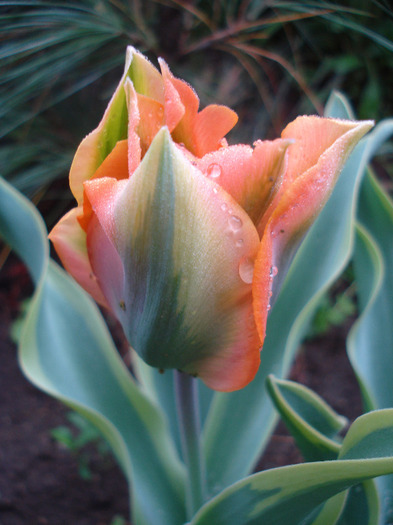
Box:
xmin=0 ymin=257 xmax=363 ymax=525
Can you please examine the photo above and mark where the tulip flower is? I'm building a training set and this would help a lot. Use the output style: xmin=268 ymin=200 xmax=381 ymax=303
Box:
xmin=49 ymin=47 xmax=373 ymax=392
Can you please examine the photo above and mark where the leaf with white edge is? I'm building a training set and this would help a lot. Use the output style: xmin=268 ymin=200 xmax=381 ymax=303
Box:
xmin=347 ymin=168 xmax=393 ymax=522
xmin=348 ymin=224 xmax=384 ymax=411
xmin=0 ymin=177 xmax=187 ymax=525
xmin=266 ymin=374 xmax=380 ymax=524
xmin=349 ymin=170 xmax=393 ymax=411
xmin=335 ymin=481 xmax=379 ymax=525
xmin=192 ymin=410 xmax=393 ymax=525
xmin=266 ymin=375 xmax=347 ymax=461
xmin=311 ymin=492 xmax=347 ymax=525
xmin=202 ymin=92 xmax=372 ymax=495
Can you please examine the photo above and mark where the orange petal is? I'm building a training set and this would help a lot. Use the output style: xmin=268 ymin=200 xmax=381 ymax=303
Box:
xmin=159 ymin=58 xmax=200 ymax=152
xmin=159 ymin=58 xmax=185 ymax=132
xmin=194 ymin=305 xmax=261 ymax=392
xmin=136 ymin=93 xmax=165 ymax=156
xmin=252 ymin=117 xmax=374 ymax=341
xmin=83 ymin=177 xmax=127 ymax=242
xmin=193 ymin=104 xmax=238 ymax=157
xmin=197 ymin=139 xmax=291 ymax=227
xmin=78 ymin=140 xmax=129 ymax=232
xmin=48 ymin=208 xmax=108 ymax=307
xmin=159 ymin=59 xmax=199 ymax=117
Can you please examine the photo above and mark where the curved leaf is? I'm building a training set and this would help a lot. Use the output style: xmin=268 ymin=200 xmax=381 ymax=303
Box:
xmin=347 ymin=165 xmax=393 ymax=523
xmin=267 ymin=374 xmax=380 ymax=524
xmin=191 ymin=410 xmax=393 ymax=525
xmin=0 ymin=177 xmax=186 ymax=525
xmin=266 ymin=375 xmax=346 ymax=461
xmin=349 ymin=171 xmax=393 ymax=410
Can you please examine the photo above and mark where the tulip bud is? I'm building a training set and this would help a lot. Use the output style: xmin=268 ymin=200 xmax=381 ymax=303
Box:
xmin=50 ymin=47 xmax=373 ymax=391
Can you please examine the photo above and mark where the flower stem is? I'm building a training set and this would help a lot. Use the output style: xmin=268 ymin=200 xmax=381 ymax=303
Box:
xmin=174 ymin=370 xmax=206 ymax=519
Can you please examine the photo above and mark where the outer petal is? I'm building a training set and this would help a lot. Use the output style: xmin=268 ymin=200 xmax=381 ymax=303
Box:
xmin=196 ymin=139 xmax=292 ymax=227
xmin=85 ymin=128 xmax=262 ymax=391
xmin=48 ymin=208 xmax=107 ymax=307
xmin=252 ymin=117 xmax=374 ymax=341
xmin=86 ymin=213 xmax=125 ymax=321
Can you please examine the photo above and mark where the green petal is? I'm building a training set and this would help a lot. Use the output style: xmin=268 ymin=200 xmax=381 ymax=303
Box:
xmin=86 ymin=128 xmax=261 ymax=391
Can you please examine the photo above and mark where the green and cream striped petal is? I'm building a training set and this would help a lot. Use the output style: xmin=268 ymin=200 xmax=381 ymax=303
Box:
xmin=85 ymin=128 xmax=262 ymax=391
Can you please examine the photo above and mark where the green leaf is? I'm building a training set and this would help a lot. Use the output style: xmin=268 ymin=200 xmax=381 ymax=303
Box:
xmin=311 ymin=492 xmax=347 ymax=525
xmin=0 ymin=177 xmax=187 ymax=525
xmin=191 ymin=410 xmax=393 ymax=525
xmin=266 ymin=374 xmax=380 ymax=524
xmin=349 ymin=170 xmax=393 ymax=411
xmin=335 ymin=481 xmax=379 ymax=525
xmin=202 ymin=91 xmax=372 ymax=496
xmin=266 ymin=375 xmax=347 ymax=461
xmin=347 ymin=167 xmax=393 ymax=522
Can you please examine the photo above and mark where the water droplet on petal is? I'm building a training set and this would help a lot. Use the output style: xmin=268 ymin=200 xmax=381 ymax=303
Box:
xmin=267 ymin=304 xmax=271 ymax=311
xmin=235 ymin=239 xmax=244 ymax=247
xmin=270 ymin=265 xmax=278 ymax=277
xmin=228 ymin=215 xmax=242 ymax=231
xmin=221 ymin=203 xmax=228 ymax=211
xmin=239 ymin=256 xmax=254 ymax=284
xmin=213 ymin=187 xmax=218 ymax=194
xmin=207 ymin=163 xmax=222 ymax=178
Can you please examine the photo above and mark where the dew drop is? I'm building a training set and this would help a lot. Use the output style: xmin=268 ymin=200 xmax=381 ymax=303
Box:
xmin=270 ymin=265 xmax=278 ymax=277
xmin=228 ymin=215 xmax=243 ymax=231
xmin=239 ymin=256 xmax=254 ymax=284
xmin=235 ymin=239 xmax=244 ymax=247
xmin=207 ymin=163 xmax=222 ymax=178
xmin=221 ymin=203 xmax=228 ymax=211
xmin=213 ymin=187 xmax=218 ymax=194
xmin=267 ymin=304 xmax=271 ymax=311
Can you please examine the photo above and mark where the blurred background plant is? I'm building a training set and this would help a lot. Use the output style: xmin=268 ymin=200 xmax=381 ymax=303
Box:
xmin=1 ymin=0 xmax=392 ymax=212
xmin=51 ymin=411 xmax=111 ymax=481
